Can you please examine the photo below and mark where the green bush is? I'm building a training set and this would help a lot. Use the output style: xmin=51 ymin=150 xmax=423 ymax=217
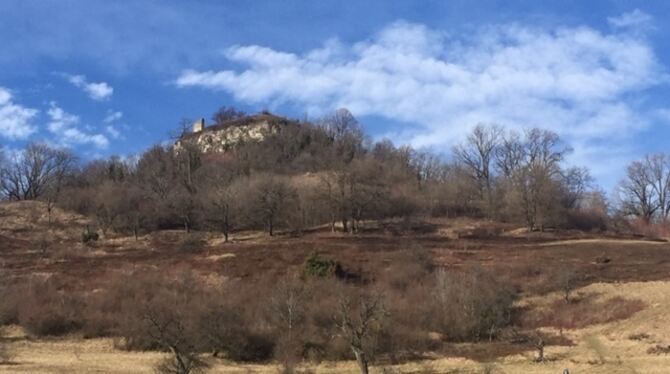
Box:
xmin=302 ymin=252 xmax=342 ymax=278
xmin=81 ymin=227 xmax=99 ymax=244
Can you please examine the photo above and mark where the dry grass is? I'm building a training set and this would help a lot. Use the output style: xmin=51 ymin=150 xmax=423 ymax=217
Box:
xmin=0 ymin=201 xmax=90 ymax=243
xmin=520 ymin=293 xmax=645 ymax=330
xmin=3 ymin=201 xmax=670 ymax=372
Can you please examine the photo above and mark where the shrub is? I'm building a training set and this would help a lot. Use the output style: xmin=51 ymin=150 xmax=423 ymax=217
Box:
xmin=0 ymin=285 xmax=19 ymax=325
xmin=302 ymin=252 xmax=342 ymax=278
xmin=81 ymin=226 xmax=99 ymax=243
xmin=177 ymin=234 xmax=204 ymax=252
xmin=17 ymin=280 xmax=84 ymax=336
xmin=431 ymin=267 xmax=515 ymax=342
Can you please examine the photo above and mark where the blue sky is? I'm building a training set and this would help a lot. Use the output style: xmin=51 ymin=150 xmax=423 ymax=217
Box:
xmin=1 ymin=0 xmax=669 ymax=190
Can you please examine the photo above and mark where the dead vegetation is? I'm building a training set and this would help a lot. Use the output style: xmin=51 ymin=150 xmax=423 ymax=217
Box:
xmin=0 ymin=197 xmax=669 ymax=373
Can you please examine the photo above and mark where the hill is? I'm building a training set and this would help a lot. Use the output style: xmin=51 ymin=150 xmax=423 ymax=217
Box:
xmin=1 ymin=200 xmax=670 ymax=373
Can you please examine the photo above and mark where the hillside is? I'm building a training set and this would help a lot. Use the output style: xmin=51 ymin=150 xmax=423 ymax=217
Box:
xmin=1 ymin=201 xmax=670 ymax=373
xmin=1 ymin=282 xmax=669 ymax=373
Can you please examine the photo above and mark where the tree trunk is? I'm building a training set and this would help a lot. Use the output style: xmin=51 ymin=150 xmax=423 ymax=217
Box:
xmin=47 ymin=203 xmax=53 ymax=225
xmin=535 ymin=338 xmax=545 ymax=362
xmin=169 ymin=345 xmax=188 ymax=374
xmin=223 ymin=215 xmax=230 ymax=242
xmin=353 ymin=349 xmax=369 ymax=374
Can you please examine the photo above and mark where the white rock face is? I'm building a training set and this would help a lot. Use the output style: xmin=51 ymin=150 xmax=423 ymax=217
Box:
xmin=175 ymin=119 xmax=280 ymax=153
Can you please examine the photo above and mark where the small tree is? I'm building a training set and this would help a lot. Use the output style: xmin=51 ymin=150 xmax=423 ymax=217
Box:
xmin=268 ymin=277 xmax=309 ymax=372
xmin=553 ymin=265 xmax=578 ymax=303
xmin=145 ymin=307 xmax=208 ymax=374
xmin=140 ymin=289 xmax=208 ymax=374
xmin=334 ymin=289 xmax=387 ymax=374
xmin=212 ymin=106 xmax=246 ymax=125
xmin=247 ymin=175 xmax=296 ymax=236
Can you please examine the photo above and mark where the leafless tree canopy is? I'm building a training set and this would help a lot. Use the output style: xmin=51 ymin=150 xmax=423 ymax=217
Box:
xmin=1 ymin=110 xmax=615 ymax=238
xmin=334 ymin=288 xmax=387 ymax=374
xmin=0 ymin=143 xmax=76 ymax=201
xmin=212 ymin=106 xmax=246 ymax=125
xmin=617 ymin=153 xmax=670 ymax=223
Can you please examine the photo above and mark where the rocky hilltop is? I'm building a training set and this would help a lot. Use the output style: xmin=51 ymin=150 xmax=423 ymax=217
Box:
xmin=175 ymin=112 xmax=296 ymax=153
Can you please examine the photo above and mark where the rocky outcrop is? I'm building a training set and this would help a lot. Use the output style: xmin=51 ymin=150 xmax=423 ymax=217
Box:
xmin=175 ymin=113 xmax=292 ymax=154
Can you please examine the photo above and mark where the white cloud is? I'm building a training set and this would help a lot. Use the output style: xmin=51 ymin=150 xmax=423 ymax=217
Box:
xmin=608 ymin=9 xmax=653 ymax=29
xmin=66 ymin=74 xmax=113 ymax=101
xmin=177 ymin=20 xmax=665 ymax=185
xmin=0 ymin=87 xmax=38 ymax=139
xmin=105 ymin=125 xmax=121 ymax=139
xmin=103 ymin=110 xmax=123 ymax=123
xmin=46 ymin=102 xmax=109 ymax=148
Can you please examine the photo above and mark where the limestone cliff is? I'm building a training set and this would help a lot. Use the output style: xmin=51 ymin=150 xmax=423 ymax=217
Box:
xmin=175 ymin=113 xmax=294 ymax=153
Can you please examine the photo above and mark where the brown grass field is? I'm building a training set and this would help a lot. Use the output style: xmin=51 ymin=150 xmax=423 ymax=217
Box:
xmin=1 ymin=201 xmax=670 ymax=373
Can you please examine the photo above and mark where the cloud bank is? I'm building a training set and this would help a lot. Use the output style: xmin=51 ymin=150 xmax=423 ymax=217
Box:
xmin=0 ymin=87 xmax=38 ymax=139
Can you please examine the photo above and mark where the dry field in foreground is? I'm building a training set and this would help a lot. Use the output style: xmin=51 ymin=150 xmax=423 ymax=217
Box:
xmin=1 ymin=280 xmax=669 ymax=374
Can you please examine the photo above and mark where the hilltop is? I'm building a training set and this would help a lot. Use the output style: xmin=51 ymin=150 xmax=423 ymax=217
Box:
xmin=175 ymin=112 xmax=300 ymax=154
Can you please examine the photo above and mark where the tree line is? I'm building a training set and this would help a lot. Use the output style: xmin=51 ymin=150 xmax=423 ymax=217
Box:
xmin=0 ymin=107 xmax=665 ymax=237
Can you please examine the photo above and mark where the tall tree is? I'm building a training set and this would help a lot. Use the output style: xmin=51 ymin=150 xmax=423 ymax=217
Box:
xmin=453 ymin=124 xmax=502 ymax=216
xmin=0 ymin=142 xmax=77 ymax=202
xmin=617 ymin=154 xmax=670 ymax=223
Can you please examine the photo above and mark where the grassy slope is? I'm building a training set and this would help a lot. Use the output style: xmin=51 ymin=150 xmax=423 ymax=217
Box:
xmin=2 ymin=201 xmax=670 ymax=372
xmin=0 ymin=281 xmax=669 ymax=373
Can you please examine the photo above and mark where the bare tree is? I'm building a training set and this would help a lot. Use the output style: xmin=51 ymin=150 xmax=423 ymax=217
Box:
xmin=553 ymin=265 xmax=578 ymax=303
xmin=334 ymin=289 xmax=387 ymax=374
xmin=115 ymin=183 xmax=148 ymax=240
xmin=143 ymin=307 xmax=208 ymax=374
xmin=453 ymin=124 xmax=503 ymax=216
xmin=247 ymin=175 xmax=296 ymax=236
xmin=645 ymin=154 xmax=670 ymax=220
xmin=319 ymin=108 xmax=366 ymax=164
xmin=498 ymin=128 xmax=570 ymax=231
xmin=0 ymin=143 xmax=77 ymax=205
xmin=212 ymin=106 xmax=246 ymax=125
xmin=495 ymin=130 xmax=525 ymax=178
xmin=268 ymin=277 xmax=308 ymax=371
xmin=136 ymin=146 xmax=175 ymax=201
xmin=171 ymin=143 xmax=203 ymax=233
xmin=561 ymin=167 xmax=593 ymax=210
xmin=199 ymin=163 xmax=241 ymax=242
xmin=618 ymin=159 xmax=659 ymax=223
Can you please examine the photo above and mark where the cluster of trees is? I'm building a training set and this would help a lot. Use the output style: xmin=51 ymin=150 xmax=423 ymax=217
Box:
xmin=0 ymin=255 xmax=516 ymax=374
xmin=0 ymin=108 xmax=615 ymax=237
xmin=452 ymin=125 xmax=599 ymax=230
xmin=617 ymin=153 xmax=670 ymax=223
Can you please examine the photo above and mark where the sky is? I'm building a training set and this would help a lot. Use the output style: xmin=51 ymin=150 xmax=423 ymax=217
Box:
xmin=1 ymin=0 xmax=669 ymax=190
